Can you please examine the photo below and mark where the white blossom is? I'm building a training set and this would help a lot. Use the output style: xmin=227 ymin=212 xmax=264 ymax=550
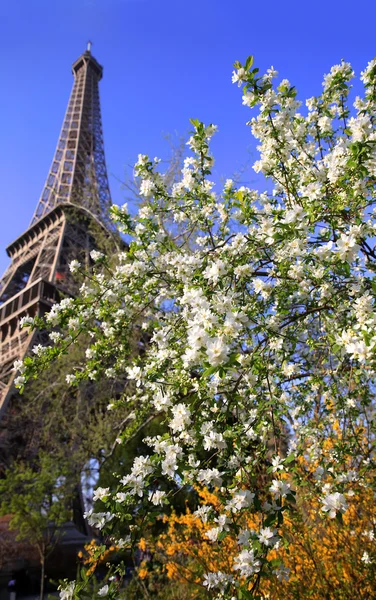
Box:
xmin=206 ymin=338 xmax=229 ymax=366
xmin=269 ymin=479 xmax=291 ymax=498
xmin=205 ymin=527 xmax=221 ymax=542
xmin=148 ymin=490 xmax=166 ymax=506
xmin=58 ymin=581 xmax=76 ymax=600
xmin=93 ymin=487 xmax=110 ymax=502
xmin=321 ymin=492 xmax=348 ymax=518
xmin=233 ymin=549 xmax=261 ymax=577
xmin=90 ymin=249 xmax=104 ymax=262
xmin=69 ymin=259 xmax=81 ymax=273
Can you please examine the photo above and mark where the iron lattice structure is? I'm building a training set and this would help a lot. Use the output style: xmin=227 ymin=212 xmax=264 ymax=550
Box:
xmin=32 ymin=47 xmax=112 ymax=226
xmin=0 ymin=46 xmax=113 ymax=418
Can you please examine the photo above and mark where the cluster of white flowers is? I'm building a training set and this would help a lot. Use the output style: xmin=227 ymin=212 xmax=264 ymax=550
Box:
xmin=92 ymin=487 xmax=110 ymax=502
xmin=84 ymin=509 xmax=115 ymax=530
xmin=203 ymin=571 xmax=233 ymax=591
xmin=58 ymin=581 xmax=75 ymax=600
xmin=19 ymin=315 xmax=34 ymax=328
xmin=233 ymin=548 xmax=261 ymax=577
xmin=321 ymin=492 xmax=348 ymax=518
xmin=69 ymin=259 xmax=81 ymax=274
xmin=90 ymin=249 xmax=104 ymax=262
xmin=46 ymin=297 xmax=75 ymax=326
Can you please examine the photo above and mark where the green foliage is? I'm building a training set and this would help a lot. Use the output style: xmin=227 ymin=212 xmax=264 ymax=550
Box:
xmin=0 ymin=453 xmax=73 ymax=552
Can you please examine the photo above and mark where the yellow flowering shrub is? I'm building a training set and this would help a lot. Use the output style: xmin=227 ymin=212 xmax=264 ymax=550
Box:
xmin=152 ymin=477 xmax=375 ymax=599
xmin=79 ymin=539 xmax=118 ymax=576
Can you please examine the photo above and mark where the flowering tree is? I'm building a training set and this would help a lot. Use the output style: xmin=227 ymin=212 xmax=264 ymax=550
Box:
xmin=18 ymin=55 xmax=376 ymax=599
xmin=0 ymin=454 xmax=75 ymax=600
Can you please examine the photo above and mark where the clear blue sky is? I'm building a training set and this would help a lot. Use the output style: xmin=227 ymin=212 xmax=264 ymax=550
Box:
xmin=1 ymin=0 xmax=375 ymax=274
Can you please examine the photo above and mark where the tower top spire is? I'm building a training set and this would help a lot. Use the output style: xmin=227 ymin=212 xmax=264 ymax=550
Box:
xmin=30 ymin=48 xmax=111 ymax=226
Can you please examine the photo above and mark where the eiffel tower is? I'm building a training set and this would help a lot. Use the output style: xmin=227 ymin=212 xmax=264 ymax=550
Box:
xmin=0 ymin=43 xmax=113 ymax=419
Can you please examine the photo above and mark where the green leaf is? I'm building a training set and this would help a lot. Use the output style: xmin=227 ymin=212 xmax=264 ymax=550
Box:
xmin=264 ymin=513 xmax=276 ymax=527
xmin=336 ymin=512 xmax=344 ymax=524
xmin=285 ymin=453 xmax=295 ymax=464
xmin=239 ymin=589 xmax=255 ymax=600
xmin=341 ymin=261 xmax=351 ymax=277
xmin=202 ymin=365 xmax=218 ymax=378
xmin=218 ymin=530 xmax=227 ymax=542
xmin=245 ymin=55 xmax=254 ymax=70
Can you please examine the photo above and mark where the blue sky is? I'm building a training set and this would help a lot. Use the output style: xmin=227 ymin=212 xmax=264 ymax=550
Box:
xmin=0 ymin=0 xmax=375 ymax=274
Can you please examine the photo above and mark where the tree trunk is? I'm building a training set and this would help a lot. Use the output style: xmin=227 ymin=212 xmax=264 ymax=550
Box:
xmin=39 ymin=555 xmax=45 ymax=600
